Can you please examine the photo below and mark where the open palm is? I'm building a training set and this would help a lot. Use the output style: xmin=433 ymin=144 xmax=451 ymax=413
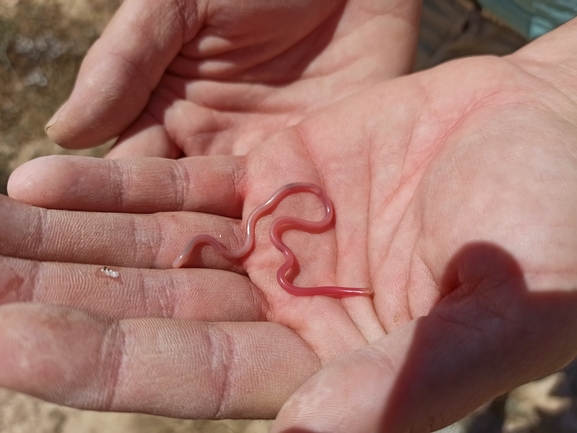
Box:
xmin=46 ymin=0 xmax=420 ymax=157
xmin=5 ymin=30 xmax=577 ymax=432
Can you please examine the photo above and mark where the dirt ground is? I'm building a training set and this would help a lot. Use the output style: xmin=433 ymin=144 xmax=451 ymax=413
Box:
xmin=1 ymin=0 xmax=577 ymax=432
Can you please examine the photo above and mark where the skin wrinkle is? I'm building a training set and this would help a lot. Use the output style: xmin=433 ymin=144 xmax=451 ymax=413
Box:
xmin=122 ymin=111 xmax=178 ymax=154
xmin=312 ymin=29 xmax=381 ymax=80
xmin=412 ymin=76 xmax=477 ymax=157
xmin=136 ymin=270 xmax=152 ymax=318
xmin=365 ymin=120 xmax=374 ymax=298
xmin=476 ymin=288 xmax=522 ymax=332
xmin=427 ymin=313 xmax=489 ymax=370
xmin=178 ymin=109 xmax=224 ymax=152
xmin=363 ymin=341 xmax=398 ymax=372
xmin=129 ymin=4 xmax=163 ymax=45
xmin=449 ymin=150 xmax=470 ymax=195
xmin=294 ymin=4 xmax=352 ymax=66
xmin=287 ymin=325 xmax=321 ymax=373
xmin=368 ymin=215 xmax=393 ymax=285
xmin=508 ymin=56 xmax=577 ymax=108
xmin=182 ymin=73 xmax=355 ymax=115
xmin=525 ymin=268 xmax=577 ymax=280
xmin=171 ymin=160 xmax=187 ymax=212
xmin=404 ymin=247 xmax=417 ymax=322
xmin=159 ymin=74 xmax=189 ymax=103
xmin=146 ymin=89 xmax=183 ymax=136
xmin=159 ymin=274 xmax=177 ymax=319
xmin=296 ymin=2 xmax=358 ymax=67
xmin=366 ymin=101 xmax=414 ymax=222
xmin=121 ymin=210 xmax=140 ymax=266
xmin=292 ymin=126 xmax=323 ymax=194
xmin=153 ymin=78 xmax=186 ymax=108
xmin=99 ymin=320 xmax=125 ymax=411
xmin=390 ymin=3 xmax=421 ymax=32
xmin=229 ymin=155 xmax=247 ymax=215
xmin=34 ymin=207 xmax=50 ymax=259
xmin=185 ymin=81 xmax=274 ymax=113
xmin=194 ymin=4 xmax=341 ymax=81
xmin=343 ymin=122 xmax=383 ymax=341
xmin=171 ymin=0 xmax=201 ymax=45
xmin=249 ymin=279 xmax=271 ymax=322
xmin=284 ymin=48 xmax=366 ymax=86
xmin=109 ymin=2 xmax=181 ymax=91
xmin=411 ymin=253 xmax=439 ymax=318
xmin=109 ymin=159 xmax=127 ymax=211
xmin=206 ymin=323 xmax=234 ymax=419
xmin=488 ymin=65 xmax=577 ymax=123
xmin=369 ymin=184 xmax=417 ymax=331
xmin=250 ymin=86 xmax=287 ymax=114
xmin=146 ymin=214 xmax=165 ymax=268
xmin=159 ymin=160 xmax=181 ymax=211
xmin=99 ymin=46 xmax=156 ymax=97
xmin=435 ymin=295 xmax=506 ymax=344
xmin=31 ymin=261 xmax=46 ymax=305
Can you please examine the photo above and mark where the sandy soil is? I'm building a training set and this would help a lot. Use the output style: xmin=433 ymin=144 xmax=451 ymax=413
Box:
xmin=1 ymin=0 xmax=576 ymax=432
xmin=0 ymin=0 xmax=114 ymax=194
xmin=0 ymin=387 xmax=271 ymax=433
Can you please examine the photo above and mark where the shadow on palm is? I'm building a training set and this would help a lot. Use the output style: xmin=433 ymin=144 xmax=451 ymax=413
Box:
xmin=377 ymin=242 xmax=577 ymax=431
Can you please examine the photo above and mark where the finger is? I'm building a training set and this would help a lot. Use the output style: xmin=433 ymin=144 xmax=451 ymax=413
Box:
xmin=0 ymin=303 xmax=319 ymax=418
xmin=0 ymin=194 xmax=245 ymax=270
xmin=44 ymin=0 xmax=202 ymax=148
xmin=8 ymin=155 xmax=245 ymax=216
xmin=108 ymin=76 xmax=288 ymax=158
xmin=105 ymin=78 xmax=191 ymax=159
xmin=106 ymin=120 xmax=179 ymax=159
xmin=273 ymin=245 xmax=577 ymax=432
xmin=0 ymin=256 xmax=266 ymax=322
xmin=109 ymin=88 xmax=232 ymax=158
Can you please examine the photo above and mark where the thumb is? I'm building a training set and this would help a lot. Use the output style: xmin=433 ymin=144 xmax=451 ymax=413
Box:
xmin=272 ymin=245 xmax=577 ymax=433
xmin=45 ymin=0 xmax=201 ymax=148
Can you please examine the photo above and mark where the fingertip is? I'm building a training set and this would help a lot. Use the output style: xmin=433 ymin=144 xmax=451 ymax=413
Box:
xmin=7 ymin=155 xmax=91 ymax=208
xmin=44 ymin=103 xmax=65 ymax=137
xmin=7 ymin=156 xmax=49 ymax=202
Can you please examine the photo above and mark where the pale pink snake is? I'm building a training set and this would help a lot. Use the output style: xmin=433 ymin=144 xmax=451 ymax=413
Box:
xmin=173 ymin=183 xmax=372 ymax=297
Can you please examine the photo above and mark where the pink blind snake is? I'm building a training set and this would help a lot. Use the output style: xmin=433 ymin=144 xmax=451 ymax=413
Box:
xmin=173 ymin=182 xmax=373 ymax=298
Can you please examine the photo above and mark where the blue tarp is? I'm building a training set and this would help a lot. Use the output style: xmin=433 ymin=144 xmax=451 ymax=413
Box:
xmin=478 ymin=0 xmax=577 ymax=39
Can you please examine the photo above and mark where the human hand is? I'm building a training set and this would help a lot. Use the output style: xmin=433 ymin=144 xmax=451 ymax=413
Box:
xmin=5 ymin=19 xmax=577 ymax=432
xmin=45 ymin=0 xmax=421 ymax=158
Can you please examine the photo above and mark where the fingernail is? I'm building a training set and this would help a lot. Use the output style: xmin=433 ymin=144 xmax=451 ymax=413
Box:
xmin=45 ymin=104 xmax=65 ymax=132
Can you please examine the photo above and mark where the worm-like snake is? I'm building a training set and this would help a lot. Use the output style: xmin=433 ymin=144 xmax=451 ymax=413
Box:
xmin=173 ymin=183 xmax=372 ymax=298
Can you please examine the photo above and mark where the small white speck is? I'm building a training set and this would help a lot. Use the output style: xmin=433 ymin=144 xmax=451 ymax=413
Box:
xmin=100 ymin=267 xmax=120 ymax=278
